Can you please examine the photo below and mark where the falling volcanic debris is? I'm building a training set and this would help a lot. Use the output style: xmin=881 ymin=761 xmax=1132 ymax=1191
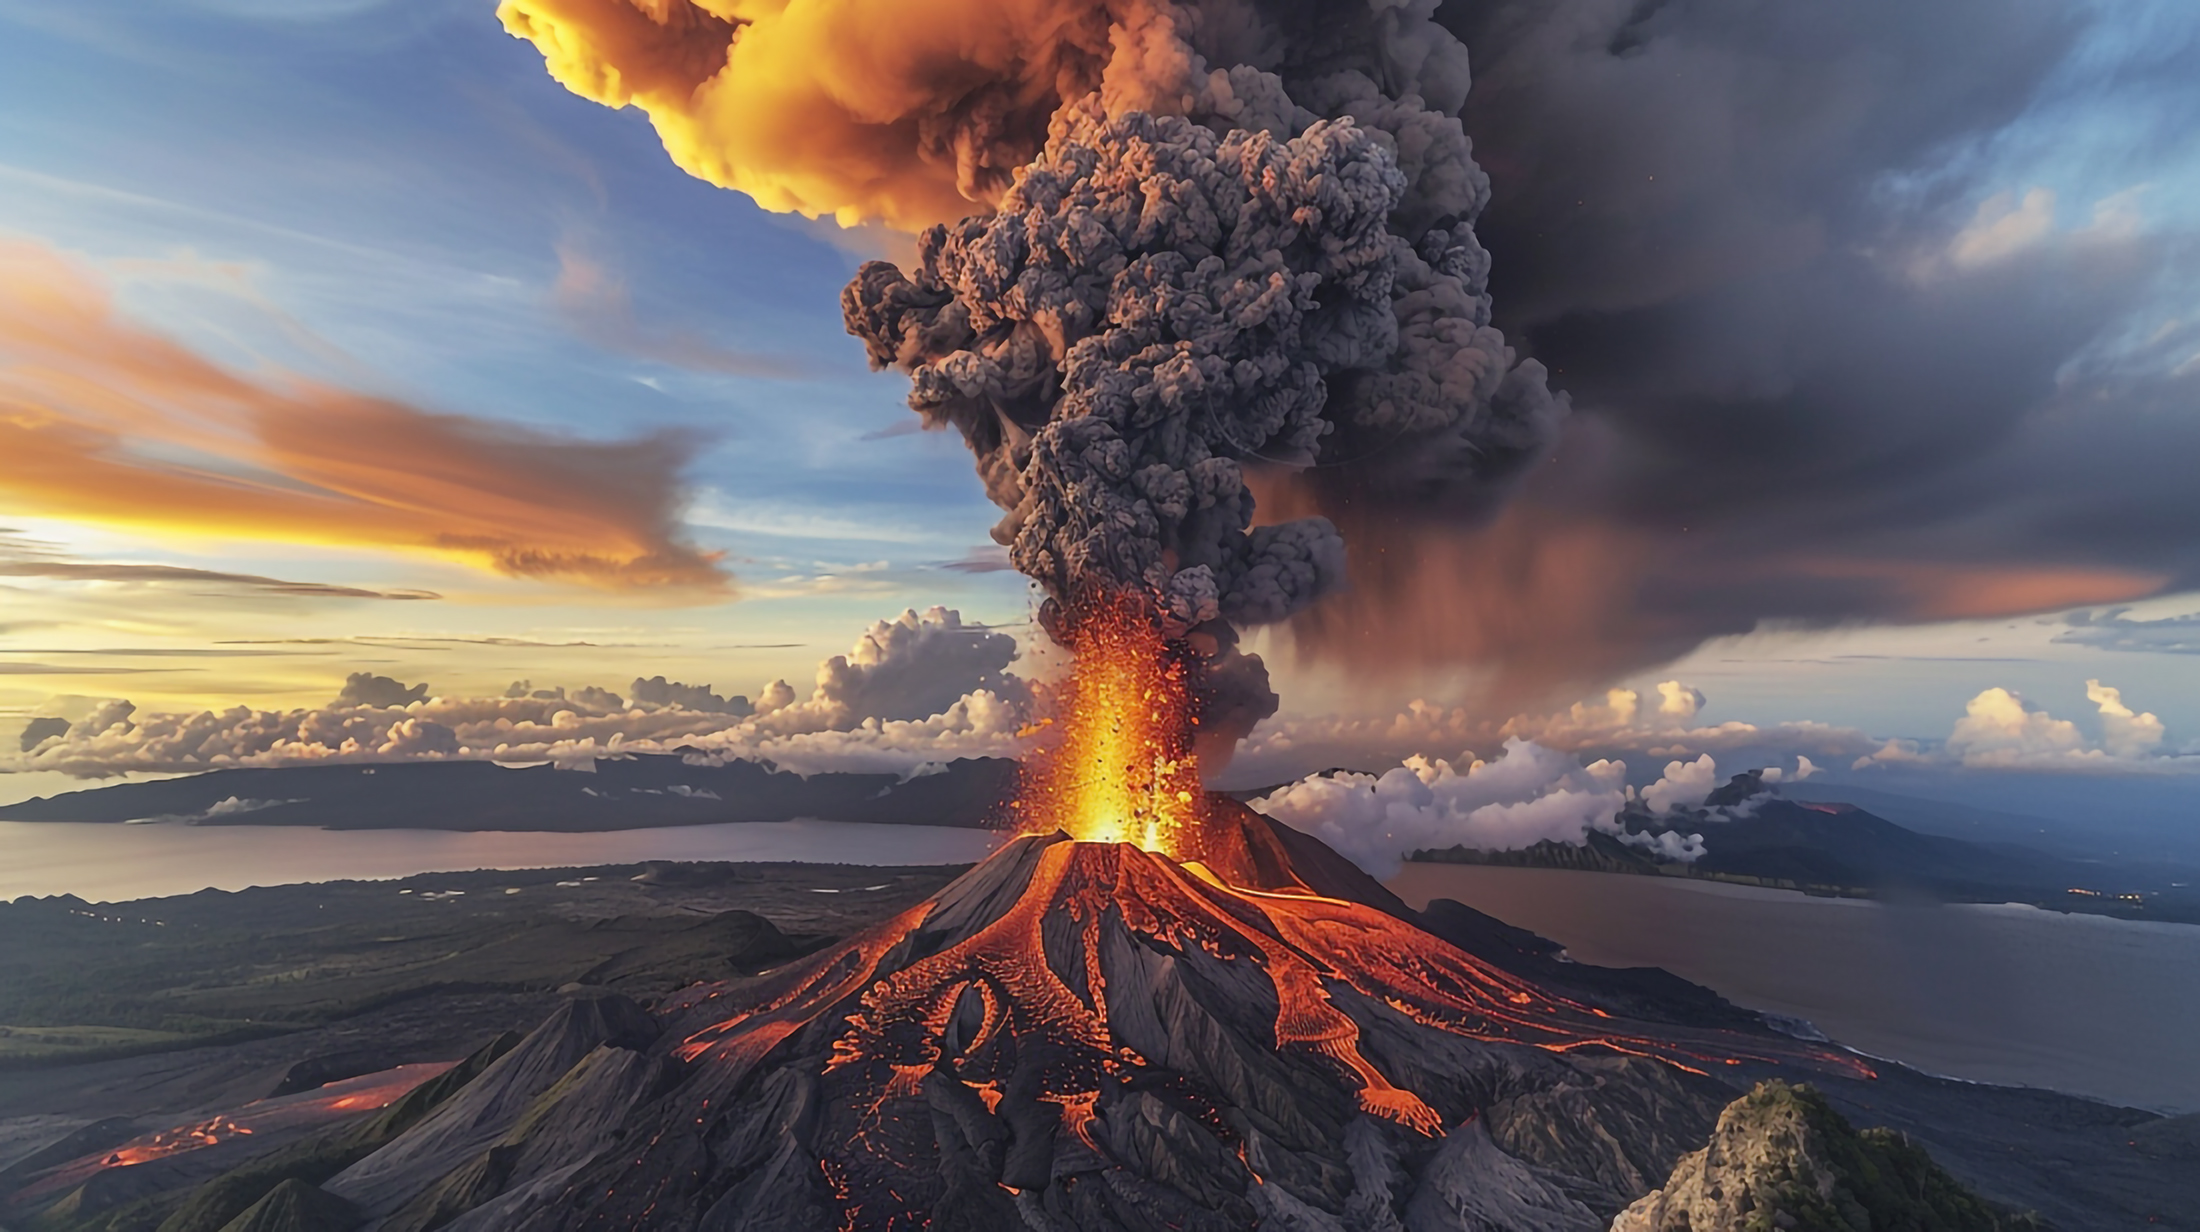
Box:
xmin=502 ymin=0 xmax=1566 ymax=758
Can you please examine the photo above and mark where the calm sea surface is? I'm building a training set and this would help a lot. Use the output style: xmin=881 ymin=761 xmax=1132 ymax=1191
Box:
xmin=0 ymin=820 xmax=1006 ymax=902
xmin=1390 ymin=864 xmax=2200 ymax=1114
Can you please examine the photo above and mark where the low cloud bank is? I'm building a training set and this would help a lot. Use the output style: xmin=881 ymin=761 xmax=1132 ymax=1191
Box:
xmin=1244 ymin=670 xmax=2195 ymax=876
xmin=1229 ymin=678 xmax=1876 ymax=787
xmin=1252 ymin=741 xmax=1630 ymax=878
xmin=9 ymin=607 xmax=1028 ymax=780
xmin=1254 ymin=745 xmax=1829 ymax=877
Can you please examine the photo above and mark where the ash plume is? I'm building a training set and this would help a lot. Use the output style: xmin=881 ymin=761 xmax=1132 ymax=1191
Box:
xmin=1263 ymin=0 xmax=2200 ymax=703
xmin=831 ymin=10 xmax=1564 ymax=738
xmin=506 ymin=0 xmax=2200 ymax=719
xmin=505 ymin=0 xmax=1565 ymax=744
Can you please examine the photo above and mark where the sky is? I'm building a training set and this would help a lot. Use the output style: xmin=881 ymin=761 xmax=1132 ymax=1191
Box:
xmin=3 ymin=0 xmax=2199 ymax=834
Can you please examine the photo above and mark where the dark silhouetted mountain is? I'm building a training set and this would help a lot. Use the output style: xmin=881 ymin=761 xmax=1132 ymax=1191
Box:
xmin=0 ymin=755 xmax=1018 ymax=831
xmin=1427 ymin=830 xmax=1668 ymax=876
xmin=1417 ymin=773 xmax=2200 ymax=922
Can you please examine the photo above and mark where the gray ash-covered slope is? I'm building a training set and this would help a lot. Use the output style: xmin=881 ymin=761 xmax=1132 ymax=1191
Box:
xmin=312 ymin=800 xmax=1869 ymax=1231
xmin=0 ymin=754 xmax=1017 ymax=832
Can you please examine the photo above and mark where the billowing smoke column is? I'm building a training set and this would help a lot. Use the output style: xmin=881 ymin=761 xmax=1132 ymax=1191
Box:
xmin=502 ymin=0 xmax=1564 ymax=743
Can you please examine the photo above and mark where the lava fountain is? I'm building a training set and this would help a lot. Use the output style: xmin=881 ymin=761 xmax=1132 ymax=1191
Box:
xmin=1013 ymin=597 xmax=1205 ymax=854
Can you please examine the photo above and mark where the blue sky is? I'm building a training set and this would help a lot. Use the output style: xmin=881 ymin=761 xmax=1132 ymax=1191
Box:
xmin=0 ymin=0 xmax=1029 ymax=702
xmin=3 ymin=0 xmax=2198 ymax=813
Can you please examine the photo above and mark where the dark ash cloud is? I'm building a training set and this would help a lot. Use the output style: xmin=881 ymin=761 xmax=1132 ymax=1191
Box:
xmin=1273 ymin=0 xmax=2200 ymax=704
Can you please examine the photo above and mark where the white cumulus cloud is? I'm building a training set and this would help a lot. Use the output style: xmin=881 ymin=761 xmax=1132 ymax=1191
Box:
xmin=1856 ymin=679 xmax=2186 ymax=772
xmin=1641 ymin=754 xmax=1720 ymax=813
xmin=7 ymin=607 xmax=1032 ymax=780
xmin=1250 ymin=739 xmax=1631 ymax=878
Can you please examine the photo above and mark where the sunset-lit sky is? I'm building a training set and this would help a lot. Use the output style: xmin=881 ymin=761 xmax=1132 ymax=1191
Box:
xmin=4 ymin=0 xmax=2199 ymax=814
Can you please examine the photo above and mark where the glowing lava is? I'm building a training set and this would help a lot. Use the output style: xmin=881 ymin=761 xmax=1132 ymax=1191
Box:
xmin=1015 ymin=599 xmax=1205 ymax=854
xmin=7 ymin=1061 xmax=456 ymax=1207
xmin=657 ymin=821 xmax=1872 ymax=1228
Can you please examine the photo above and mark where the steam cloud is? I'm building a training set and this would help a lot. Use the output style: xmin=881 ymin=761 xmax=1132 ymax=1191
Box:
xmin=505 ymin=0 xmax=1563 ymax=741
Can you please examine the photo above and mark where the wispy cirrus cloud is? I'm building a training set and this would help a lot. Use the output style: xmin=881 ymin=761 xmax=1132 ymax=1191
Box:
xmin=0 ymin=558 xmax=442 ymax=599
xmin=0 ymin=525 xmax=440 ymax=599
xmin=550 ymin=239 xmax=810 ymax=379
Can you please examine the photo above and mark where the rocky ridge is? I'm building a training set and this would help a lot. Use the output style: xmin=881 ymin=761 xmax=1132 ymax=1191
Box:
xmin=1615 ymin=1081 xmax=2037 ymax=1232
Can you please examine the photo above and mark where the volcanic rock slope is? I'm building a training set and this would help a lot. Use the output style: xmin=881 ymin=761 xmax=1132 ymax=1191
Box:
xmin=328 ymin=804 xmax=1869 ymax=1232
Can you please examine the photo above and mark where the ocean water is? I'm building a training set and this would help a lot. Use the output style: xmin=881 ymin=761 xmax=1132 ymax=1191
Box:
xmin=0 ymin=820 xmax=1007 ymax=902
xmin=1390 ymin=863 xmax=2200 ymax=1114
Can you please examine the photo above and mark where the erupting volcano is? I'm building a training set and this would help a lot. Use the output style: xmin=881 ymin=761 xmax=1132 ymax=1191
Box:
xmin=1014 ymin=598 xmax=1205 ymax=853
xmin=475 ymin=1 xmax=1876 ymax=1226
xmin=440 ymin=769 xmax=1867 ymax=1229
xmin=430 ymin=606 xmax=1869 ymax=1229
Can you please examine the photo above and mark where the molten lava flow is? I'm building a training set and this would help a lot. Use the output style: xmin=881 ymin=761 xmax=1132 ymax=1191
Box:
xmin=663 ymin=829 xmax=1874 ymax=1229
xmin=1016 ymin=598 xmax=1205 ymax=854
xmin=7 ymin=1061 xmax=456 ymax=1208
xmin=101 ymin=1115 xmax=254 ymax=1167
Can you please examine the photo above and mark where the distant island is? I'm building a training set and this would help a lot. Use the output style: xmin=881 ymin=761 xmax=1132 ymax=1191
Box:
xmin=1412 ymin=770 xmax=2200 ymax=925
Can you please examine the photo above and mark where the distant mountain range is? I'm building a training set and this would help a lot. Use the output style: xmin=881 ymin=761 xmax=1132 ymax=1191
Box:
xmin=0 ymin=755 xmax=1018 ymax=832
xmin=1415 ymin=770 xmax=2200 ymax=925
xmin=11 ymin=756 xmax=2197 ymax=924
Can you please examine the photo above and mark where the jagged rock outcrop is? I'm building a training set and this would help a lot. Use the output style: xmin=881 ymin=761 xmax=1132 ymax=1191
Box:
xmin=1612 ymin=1081 xmax=2036 ymax=1232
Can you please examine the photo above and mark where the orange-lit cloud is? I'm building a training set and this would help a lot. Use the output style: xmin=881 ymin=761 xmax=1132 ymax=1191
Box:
xmin=498 ymin=0 xmax=1161 ymax=229
xmin=1262 ymin=471 xmax=2171 ymax=714
xmin=0 ymin=241 xmax=726 ymax=591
